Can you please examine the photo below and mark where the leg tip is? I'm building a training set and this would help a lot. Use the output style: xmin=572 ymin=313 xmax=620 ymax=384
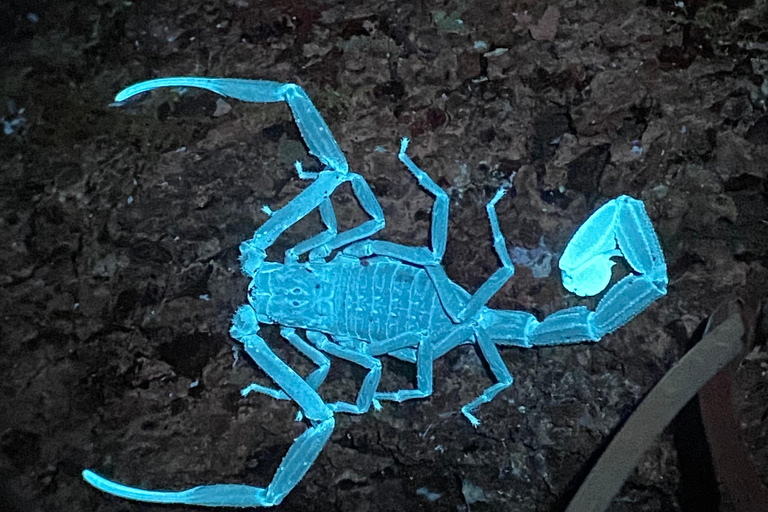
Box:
xmin=295 ymin=160 xmax=319 ymax=180
xmin=461 ymin=407 xmax=481 ymax=428
xmin=238 ymin=242 xmax=266 ymax=276
xmin=489 ymin=184 xmax=510 ymax=206
xmin=231 ymin=305 xmax=258 ymax=338
xmin=399 ymin=137 xmax=410 ymax=155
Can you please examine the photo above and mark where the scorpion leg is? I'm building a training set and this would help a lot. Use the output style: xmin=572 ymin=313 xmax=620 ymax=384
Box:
xmin=366 ymin=334 xmax=417 ymax=362
xmin=344 ymin=138 xmax=474 ymax=320
xmin=115 ymin=77 xmax=348 ymax=172
xmin=373 ymin=332 xmax=435 ymax=403
xmin=388 ymin=348 xmax=417 ymax=363
xmin=278 ymin=170 xmax=386 ymax=264
xmin=307 ymin=332 xmax=383 ymax=414
xmin=357 ymin=326 xmax=418 ymax=363
xmin=420 ymin=184 xmax=516 ymax=325
xmin=343 ymin=240 xmax=436 ymax=264
xmin=344 ymin=142 xmax=514 ymax=325
xmin=114 ymin=77 xmax=352 ymax=275
xmin=374 ymin=186 xmax=517 ymax=422
xmin=413 ymin=318 xmax=520 ymax=427
xmin=241 ymin=327 xmax=330 ymax=400
xmin=368 ymin=331 xmax=425 ymax=357
xmin=343 ymin=138 xmax=448 ymax=265
xmin=83 ymin=306 xmax=334 ymax=507
xmin=372 ymin=325 xmax=474 ymax=405
xmin=306 ymin=173 xmax=386 ymax=261
xmin=455 ymin=185 xmax=516 ymax=321
xmin=240 ymin=171 xmax=346 ymax=275
xmin=397 ymin=137 xmax=449 ymax=260
xmin=459 ymin=327 xmax=514 ymax=427
xmin=285 ymin=194 xmax=337 ymax=264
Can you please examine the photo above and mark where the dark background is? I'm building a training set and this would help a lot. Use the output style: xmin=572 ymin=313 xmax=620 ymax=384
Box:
xmin=1 ymin=1 xmax=767 ymax=511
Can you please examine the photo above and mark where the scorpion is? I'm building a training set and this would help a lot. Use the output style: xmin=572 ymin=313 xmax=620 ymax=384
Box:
xmin=82 ymin=77 xmax=668 ymax=508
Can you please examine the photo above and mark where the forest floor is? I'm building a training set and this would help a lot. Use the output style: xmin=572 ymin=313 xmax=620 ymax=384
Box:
xmin=1 ymin=1 xmax=768 ymax=511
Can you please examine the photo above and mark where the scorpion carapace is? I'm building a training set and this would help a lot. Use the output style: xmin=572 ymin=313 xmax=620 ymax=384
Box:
xmin=83 ymin=77 xmax=668 ymax=508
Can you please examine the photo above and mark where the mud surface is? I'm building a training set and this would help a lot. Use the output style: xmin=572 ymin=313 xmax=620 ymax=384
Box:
xmin=2 ymin=1 xmax=768 ymax=511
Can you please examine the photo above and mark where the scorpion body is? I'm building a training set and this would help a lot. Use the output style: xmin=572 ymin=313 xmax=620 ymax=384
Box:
xmin=83 ymin=77 xmax=668 ymax=508
xmin=254 ymin=258 xmax=455 ymax=342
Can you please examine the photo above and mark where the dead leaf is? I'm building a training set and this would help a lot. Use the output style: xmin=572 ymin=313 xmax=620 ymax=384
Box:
xmin=512 ymin=10 xmax=534 ymax=32
xmin=213 ymin=98 xmax=232 ymax=117
xmin=530 ymin=6 xmax=560 ymax=41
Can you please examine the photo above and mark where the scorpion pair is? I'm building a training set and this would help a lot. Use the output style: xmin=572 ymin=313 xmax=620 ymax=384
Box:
xmin=82 ymin=77 xmax=668 ymax=507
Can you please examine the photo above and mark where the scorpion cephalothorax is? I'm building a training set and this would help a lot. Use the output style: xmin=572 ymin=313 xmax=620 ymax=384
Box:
xmin=83 ymin=77 xmax=668 ymax=508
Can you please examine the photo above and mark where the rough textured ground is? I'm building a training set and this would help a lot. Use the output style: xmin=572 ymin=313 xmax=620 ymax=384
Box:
xmin=1 ymin=1 xmax=768 ymax=511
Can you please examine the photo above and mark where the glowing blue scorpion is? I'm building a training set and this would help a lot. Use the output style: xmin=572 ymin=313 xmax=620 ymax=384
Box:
xmin=83 ymin=77 xmax=668 ymax=507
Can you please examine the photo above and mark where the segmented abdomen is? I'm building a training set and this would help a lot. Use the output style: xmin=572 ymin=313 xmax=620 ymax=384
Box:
xmin=332 ymin=258 xmax=449 ymax=342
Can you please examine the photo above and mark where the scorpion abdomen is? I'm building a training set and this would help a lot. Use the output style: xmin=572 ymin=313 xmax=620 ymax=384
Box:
xmin=331 ymin=256 xmax=451 ymax=343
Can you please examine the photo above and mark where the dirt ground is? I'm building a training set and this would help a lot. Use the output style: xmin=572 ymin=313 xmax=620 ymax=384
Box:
xmin=1 ymin=1 xmax=768 ymax=511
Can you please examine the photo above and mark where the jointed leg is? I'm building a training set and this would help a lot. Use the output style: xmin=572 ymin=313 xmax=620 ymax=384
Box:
xmin=341 ymin=138 xmax=467 ymax=324
xmin=115 ymin=78 xmax=348 ymax=172
xmin=285 ymin=194 xmax=337 ymax=264
xmin=281 ymin=162 xmax=390 ymax=263
xmin=371 ymin=325 xmax=478 ymax=414
xmin=263 ymin=167 xmax=387 ymax=264
xmin=114 ymin=77 xmax=356 ymax=276
xmin=368 ymin=331 xmax=425 ymax=357
xmin=308 ymin=332 xmax=382 ymax=414
xmin=374 ymin=333 xmax=433 ymax=403
xmin=345 ymin=172 xmax=515 ymax=325
xmin=83 ymin=305 xmax=335 ymax=507
xmin=343 ymin=138 xmax=449 ymax=265
xmin=424 ymin=265 xmax=472 ymax=323
xmin=379 ymin=324 xmax=512 ymax=426
xmin=241 ymin=327 xmax=330 ymax=400
xmin=307 ymin=173 xmax=386 ymax=261
xmin=456 ymin=185 xmax=516 ymax=321
xmin=423 ymin=185 xmax=516 ymax=323
xmin=389 ymin=348 xmax=417 ymax=363
xmin=240 ymin=171 xmax=346 ymax=275
xmin=460 ymin=327 xmax=514 ymax=427
xmin=398 ymin=137 xmax=449 ymax=260
xmin=365 ymin=333 xmax=419 ymax=374
xmin=431 ymin=323 xmax=477 ymax=359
